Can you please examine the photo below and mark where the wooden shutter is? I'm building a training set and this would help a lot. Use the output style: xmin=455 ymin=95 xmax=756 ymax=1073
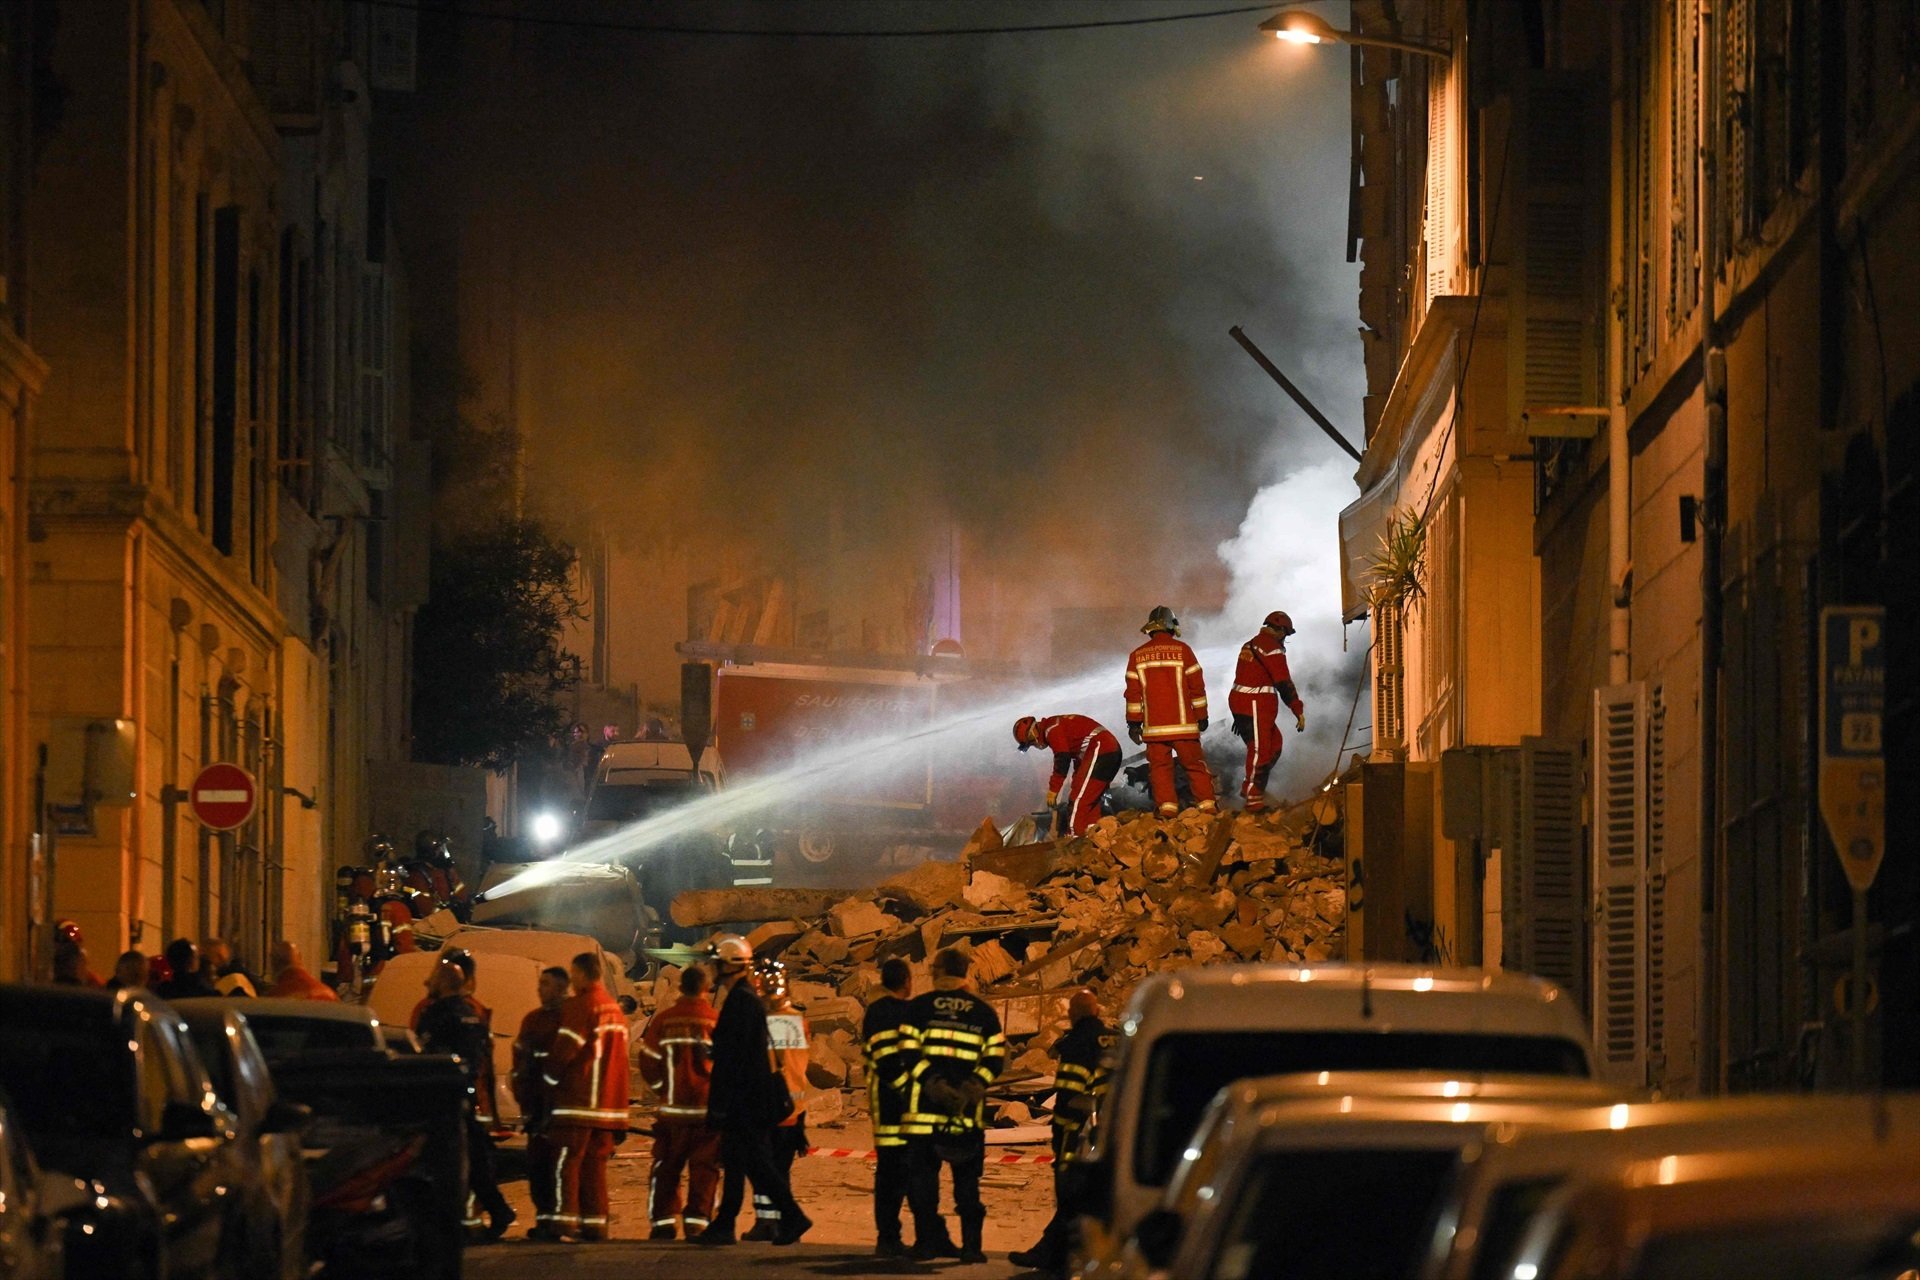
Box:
xmin=1503 ymin=738 xmax=1584 ymax=999
xmin=1423 ymin=62 xmax=1457 ymax=315
xmin=1509 ymin=72 xmax=1607 ymax=433
xmin=1373 ymin=602 xmax=1405 ymax=760
xmin=1592 ymin=683 xmax=1648 ymax=1084
xmin=1645 ymin=685 xmax=1669 ymax=1084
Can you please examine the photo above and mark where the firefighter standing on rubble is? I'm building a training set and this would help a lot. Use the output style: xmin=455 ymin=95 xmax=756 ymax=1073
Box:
xmin=513 ymin=965 xmax=570 ymax=1240
xmin=1124 ymin=606 xmax=1219 ymax=818
xmin=1230 ymin=610 xmax=1307 ymax=813
xmin=1011 ymin=988 xmax=1117 ymax=1273
xmin=541 ymin=951 xmax=632 ymax=1241
xmin=897 ymin=946 xmax=1007 ymax=1264
xmin=1014 ymin=714 xmax=1123 ymax=837
xmin=862 ymin=958 xmax=917 ymax=1258
xmin=637 ymin=965 xmax=721 ymax=1240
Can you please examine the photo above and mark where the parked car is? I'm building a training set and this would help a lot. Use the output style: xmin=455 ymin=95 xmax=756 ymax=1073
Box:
xmin=0 ymin=984 xmax=250 ymax=1280
xmin=1106 ymin=1073 xmax=1624 ymax=1280
xmin=237 ymin=999 xmax=469 ymax=1280
xmin=1513 ymin=1137 xmax=1920 ymax=1280
xmin=1418 ymin=1092 xmax=1920 ymax=1280
xmin=173 ymin=1000 xmax=314 ymax=1280
xmin=0 ymin=1086 xmax=87 ymax=1280
xmin=1071 ymin=964 xmax=1595 ymax=1256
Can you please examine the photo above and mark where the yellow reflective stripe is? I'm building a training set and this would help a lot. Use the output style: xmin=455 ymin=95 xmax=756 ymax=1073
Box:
xmin=556 ymin=1027 xmax=585 ymax=1044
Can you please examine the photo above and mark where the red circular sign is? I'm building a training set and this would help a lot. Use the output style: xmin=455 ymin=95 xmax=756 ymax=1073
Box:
xmin=189 ymin=762 xmax=258 ymax=831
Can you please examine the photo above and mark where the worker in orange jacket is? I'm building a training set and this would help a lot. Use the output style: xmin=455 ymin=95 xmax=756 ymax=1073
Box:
xmin=514 ymin=965 xmax=570 ymax=1240
xmin=1229 ymin=610 xmax=1307 ymax=813
xmin=754 ymin=961 xmax=812 ymax=1241
xmin=541 ymin=951 xmax=632 ymax=1241
xmin=1013 ymin=714 xmax=1122 ymax=836
xmin=637 ymin=965 xmax=722 ymax=1240
xmin=1124 ymin=606 xmax=1218 ymax=818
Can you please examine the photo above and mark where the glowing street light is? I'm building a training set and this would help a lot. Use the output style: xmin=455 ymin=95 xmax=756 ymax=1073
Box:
xmin=1259 ymin=9 xmax=1451 ymax=61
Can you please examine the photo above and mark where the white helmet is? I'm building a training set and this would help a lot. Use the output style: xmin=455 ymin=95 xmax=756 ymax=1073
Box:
xmin=708 ymin=933 xmax=752 ymax=968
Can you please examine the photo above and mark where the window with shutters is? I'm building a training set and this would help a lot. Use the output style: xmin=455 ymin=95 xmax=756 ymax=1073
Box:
xmin=359 ymin=266 xmax=389 ymax=469
xmin=1621 ymin=0 xmax=1660 ymax=384
xmin=1667 ymin=0 xmax=1700 ymax=332
xmin=1509 ymin=71 xmax=1606 ymax=432
xmin=1503 ymin=738 xmax=1584 ymax=1002
xmin=1373 ymin=602 xmax=1405 ymax=761
xmin=1423 ymin=62 xmax=1458 ymax=317
xmin=1592 ymin=683 xmax=1648 ymax=1085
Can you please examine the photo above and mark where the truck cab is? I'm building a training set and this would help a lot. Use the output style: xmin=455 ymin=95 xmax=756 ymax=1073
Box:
xmin=581 ymin=740 xmax=722 ymax=840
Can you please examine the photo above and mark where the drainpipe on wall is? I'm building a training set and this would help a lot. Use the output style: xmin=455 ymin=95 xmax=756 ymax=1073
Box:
xmin=1698 ymin=0 xmax=1730 ymax=1094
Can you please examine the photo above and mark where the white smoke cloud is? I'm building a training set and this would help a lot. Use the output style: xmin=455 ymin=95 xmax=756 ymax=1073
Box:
xmin=1194 ymin=456 xmax=1366 ymax=797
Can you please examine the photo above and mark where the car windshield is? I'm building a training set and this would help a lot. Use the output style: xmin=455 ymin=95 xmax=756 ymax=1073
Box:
xmin=0 ymin=1017 xmax=132 ymax=1137
xmin=1135 ymin=1030 xmax=1589 ymax=1186
xmin=1470 ymin=1177 xmax=1565 ymax=1280
xmin=183 ymin=1021 xmax=235 ymax=1101
xmin=244 ymin=1015 xmax=376 ymax=1064
xmin=1203 ymin=1147 xmax=1462 ymax=1280
xmin=587 ymin=780 xmax=700 ymax=822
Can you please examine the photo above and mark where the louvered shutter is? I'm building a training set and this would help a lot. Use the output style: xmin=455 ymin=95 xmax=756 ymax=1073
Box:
xmin=1373 ymin=602 xmax=1405 ymax=760
xmin=1592 ymin=683 xmax=1648 ymax=1084
xmin=1423 ymin=64 xmax=1457 ymax=315
xmin=1509 ymin=72 xmax=1607 ymax=435
xmin=1645 ymin=686 xmax=1669 ymax=1085
xmin=1503 ymin=738 xmax=1584 ymax=1000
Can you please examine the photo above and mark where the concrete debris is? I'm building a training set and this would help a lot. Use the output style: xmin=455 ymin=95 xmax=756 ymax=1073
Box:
xmin=653 ymin=795 xmax=1346 ymax=1130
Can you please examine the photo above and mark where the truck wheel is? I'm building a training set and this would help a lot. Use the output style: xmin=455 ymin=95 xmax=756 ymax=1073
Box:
xmin=795 ymin=831 xmax=839 ymax=865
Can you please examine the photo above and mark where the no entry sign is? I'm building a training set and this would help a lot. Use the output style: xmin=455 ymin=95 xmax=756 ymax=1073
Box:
xmin=189 ymin=762 xmax=258 ymax=831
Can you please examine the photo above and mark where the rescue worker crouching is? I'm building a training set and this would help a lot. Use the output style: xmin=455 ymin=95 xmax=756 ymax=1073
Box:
xmin=899 ymin=946 xmax=1007 ymax=1263
xmin=862 ymin=958 xmax=917 ymax=1258
xmin=1228 ymin=609 xmax=1306 ymax=813
xmin=540 ymin=950 xmax=632 ymax=1242
xmin=1013 ymin=714 xmax=1123 ymax=837
xmin=637 ymin=964 xmax=722 ymax=1240
xmin=1010 ymin=988 xmax=1117 ymax=1273
xmin=513 ymin=966 xmax=570 ymax=1241
xmin=1124 ymin=605 xmax=1219 ymax=818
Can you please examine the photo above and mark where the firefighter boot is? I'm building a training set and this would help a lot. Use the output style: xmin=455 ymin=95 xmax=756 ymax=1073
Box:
xmin=959 ymin=1213 xmax=987 ymax=1265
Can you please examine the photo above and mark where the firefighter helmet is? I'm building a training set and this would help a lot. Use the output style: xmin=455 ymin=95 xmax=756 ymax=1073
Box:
xmin=1013 ymin=716 xmax=1039 ymax=750
xmin=54 ymin=919 xmax=84 ymax=947
xmin=753 ymin=957 xmax=789 ymax=1000
xmin=1263 ymin=610 xmax=1296 ymax=636
xmin=708 ymin=933 xmax=752 ymax=969
xmin=363 ymin=834 xmax=396 ymax=863
xmin=1068 ymin=987 xmax=1101 ymax=1024
xmin=1140 ymin=605 xmax=1181 ymax=636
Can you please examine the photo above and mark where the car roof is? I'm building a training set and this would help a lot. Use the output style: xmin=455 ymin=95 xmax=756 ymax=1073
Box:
xmin=0 ymin=981 xmax=161 ymax=1023
xmin=167 ymin=997 xmax=249 ymax=1028
xmin=1120 ymin=964 xmax=1590 ymax=1049
xmin=235 ymin=997 xmax=382 ymax=1028
xmin=1222 ymin=1071 xmax=1628 ymax=1111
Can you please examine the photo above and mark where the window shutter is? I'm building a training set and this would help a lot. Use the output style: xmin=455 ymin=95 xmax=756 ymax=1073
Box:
xmin=1504 ymin=738 xmax=1584 ymax=999
xmin=1423 ymin=64 xmax=1457 ymax=315
xmin=1373 ymin=602 xmax=1405 ymax=760
xmin=1509 ymin=72 xmax=1607 ymax=433
xmin=1645 ymin=686 xmax=1669 ymax=1083
xmin=1592 ymin=682 xmax=1648 ymax=1084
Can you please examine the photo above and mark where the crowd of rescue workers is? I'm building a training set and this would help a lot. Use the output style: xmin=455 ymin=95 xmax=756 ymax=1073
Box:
xmin=5 ymin=605 xmax=1307 ymax=1274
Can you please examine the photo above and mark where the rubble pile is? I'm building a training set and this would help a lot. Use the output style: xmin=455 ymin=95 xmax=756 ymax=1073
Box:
xmin=646 ymin=796 xmax=1346 ymax=1131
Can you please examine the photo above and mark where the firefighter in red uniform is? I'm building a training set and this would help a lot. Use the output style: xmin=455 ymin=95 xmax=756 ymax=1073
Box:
xmin=542 ymin=950 xmax=631 ymax=1241
xmin=1013 ymin=715 xmax=1122 ymax=836
xmin=637 ymin=965 xmax=722 ymax=1240
xmin=514 ymin=965 xmax=570 ymax=1240
xmin=1124 ymin=606 xmax=1218 ymax=818
xmin=1228 ymin=610 xmax=1307 ymax=813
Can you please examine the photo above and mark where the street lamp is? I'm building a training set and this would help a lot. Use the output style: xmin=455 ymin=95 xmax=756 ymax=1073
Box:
xmin=1260 ymin=9 xmax=1451 ymax=61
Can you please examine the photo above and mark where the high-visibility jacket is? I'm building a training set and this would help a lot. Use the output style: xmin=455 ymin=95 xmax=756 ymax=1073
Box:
xmin=862 ymin=993 xmax=916 ymax=1145
xmin=512 ymin=1003 xmax=565 ymax=1123
xmin=767 ymin=1006 xmax=810 ymax=1129
xmin=1125 ymin=633 xmax=1209 ymax=740
xmin=542 ymin=981 xmax=631 ymax=1131
xmin=637 ymin=994 xmax=717 ymax=1122
xmin=1048 ymin=1015 xmax=1116 ymax=1161
xmin=1031 ymin=714 xmax=1122 ymax=802
xmin=1228 ymin=630 xmax=1304 ymax=718
xmin=899 ymin=987 xmax=1006 ymax=1136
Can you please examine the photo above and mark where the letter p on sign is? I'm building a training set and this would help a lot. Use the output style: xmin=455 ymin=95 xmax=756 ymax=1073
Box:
xmin=1850 ymin=617 xmax=1881 ymax=667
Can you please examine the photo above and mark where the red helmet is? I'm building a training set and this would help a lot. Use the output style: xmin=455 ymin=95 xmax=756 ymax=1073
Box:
xmin=1263 ymin=610 xmax=1296 ymax=636
xmin=55 ymin=919 xmax=84 ymax=947
xmin=1013 ymin=717 xmax=1038 ymax=750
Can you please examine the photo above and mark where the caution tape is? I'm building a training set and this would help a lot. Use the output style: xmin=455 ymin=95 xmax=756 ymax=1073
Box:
xmin=804 ymin=1147 xmax=1055 ymax=1164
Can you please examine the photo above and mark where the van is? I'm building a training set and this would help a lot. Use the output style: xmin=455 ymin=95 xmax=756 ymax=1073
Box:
xmin=1076 ymin=964 xmax=1594 ymax=1250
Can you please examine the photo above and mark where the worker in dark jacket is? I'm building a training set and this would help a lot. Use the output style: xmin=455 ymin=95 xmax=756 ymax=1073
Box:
xmin=695 ymin=935 xmax=813 ymax=1247
xmin=1010 ymin=988 xmax=1117 ymax=1272
xmin=898 ymin=946 xmax=1007 ymax=1264
xmin=417 ymin=951 xmax=514 ymax=1241
xmin=862 ymin=958 xmax=917 ymax=1257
